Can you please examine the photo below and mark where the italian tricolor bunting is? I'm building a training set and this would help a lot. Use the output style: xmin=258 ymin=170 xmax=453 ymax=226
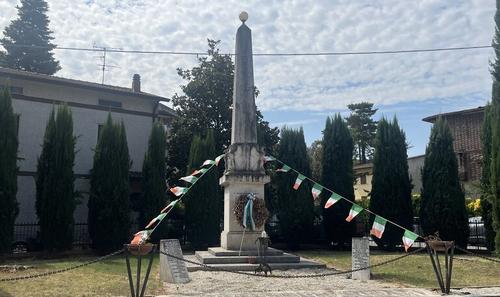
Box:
xmin=191 ymin=168 xmax=208 ymax=176
xmin=276 ymin=165 xmax=291 ymax=172
xmin=161 ymin=199 xmax=179 ymax=213
xmin=345 ymin=204 xmax=363 ymax=222
xmin=370 ymin=216 xmax=387 ymax=239
xmin=202 ymin=159 xmax=215 ymax=166
xmin=170 ymin=186 xmax=189 ymax=197
xmin=263 ymin=155 xmax=276 ymax=163
xmin=180 ymin=175 xmax=198 ymax=184
xmin=145 ymin=213 xmax=167 ymax=229
xmin=293 ymin=174 xmax=306 ymax=190
xmin=311 ymin=183 xmax=323 ymax=200
xmin=215 ymin=154 xmax=225 ymax=166
xmin=130 ymin=230 xmax=151 ymax=245
xmin=402 ymin=230 xmax=419 ymax=252
xmin=324 ymin=193 xmax=342 ymax=209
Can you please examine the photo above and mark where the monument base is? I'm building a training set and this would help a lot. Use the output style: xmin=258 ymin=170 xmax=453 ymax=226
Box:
xmin=221 ymin=230 xmax=262 ymax=250
xmin=189 ymin=247 xmax=325 ymax=272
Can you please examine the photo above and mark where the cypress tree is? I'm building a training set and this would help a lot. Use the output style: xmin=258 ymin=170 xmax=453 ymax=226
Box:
xmin=35 ymin=105 xmax=76 ymax=251
xmin=88 ymin=115 xmax=131 ymax=252
xmin=420 ymin=118 xmax=469 ymax=247
xmin=370 ymin=118 xmax=413 ymax=250
xmin=274 ymin=127 xmax=314 ymax=249
xmin=489 ymin=0 xmax=500 ymax=253
xmin=140 ymin=121 xmax=167 ymax=241
xmin=480 ymin=104 xmax=496 ymax=251
xmin=321 ymin=115 xmax=355 ymax=248
xmin=184 ymin=130 xmax=220 ymax=249
xmin=0 ymin=89 xmax=19 ymax=253
xmin=1 ymin=0 xmax=60 ymax=74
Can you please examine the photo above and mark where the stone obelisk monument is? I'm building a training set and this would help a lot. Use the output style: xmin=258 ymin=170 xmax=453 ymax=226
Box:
xmin=220 ymin=11 xmax=270 ymax=250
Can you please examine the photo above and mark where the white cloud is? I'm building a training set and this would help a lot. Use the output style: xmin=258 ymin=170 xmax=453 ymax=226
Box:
xmin=0 ymin=0 xmax=495 ymax=111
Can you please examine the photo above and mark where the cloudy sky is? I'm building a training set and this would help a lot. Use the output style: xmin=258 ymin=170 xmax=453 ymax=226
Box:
xmin=0 ymin=0 xmax=495 ymax=156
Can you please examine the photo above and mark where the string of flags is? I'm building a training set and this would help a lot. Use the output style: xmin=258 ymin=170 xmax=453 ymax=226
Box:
xmin=264 ymin=155 xmax=422 ymax=252
xmin=130 ymin=153 xmax=225 ymax=245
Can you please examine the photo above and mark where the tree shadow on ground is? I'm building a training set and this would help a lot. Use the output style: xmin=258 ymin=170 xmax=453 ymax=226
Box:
xmin=0 ymin=287 xmax=13 ymax=297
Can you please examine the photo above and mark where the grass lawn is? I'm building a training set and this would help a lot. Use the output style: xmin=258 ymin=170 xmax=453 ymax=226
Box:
xmin=298 ymin=250 xmax=500 ymax=288
xmin=0 ymin=254 xmax=164 ymax=297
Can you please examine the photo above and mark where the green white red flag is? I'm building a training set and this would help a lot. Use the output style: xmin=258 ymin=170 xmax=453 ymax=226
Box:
xmin=145 ymin=213 xmax=167 ymax=229
xmin=370 ymin=216 xmax=387 ymax=239
xmin=202 ymin=159 xmax=215 ymax=167
xmin=180 ymin=175 xmax=198 ymax=184
xmin=293 ymin=174 xmax=306 ymax=190
xmin=170 ymin=186 xmax=189 ymax=197
xmin=263 ymin=156 xmax=276 ymax=163
xmin=191 ymin=168 xmax=208 ymax=176
xmin=130 ymin=230 xmax=151 ymax=245
xmin=215 ymin=154 xmax=225 ymax=166
xmin=311 ymin=183 xmax=323 ymax=200
xmin=324 ymin=193 xmax=342 ymax=209
xmin=345 ymin=204 xmax=363 ymax=222
xmin=402 ymin=230 xmax=419 ymax=252
xmin=161 ymin=199 xmax=179 ymax=213
xmin=276 ymin=165 xmax=291 ymax=172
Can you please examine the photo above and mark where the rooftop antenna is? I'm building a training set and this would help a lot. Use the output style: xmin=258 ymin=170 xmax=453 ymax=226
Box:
xmin=93 ymin=44 xmax=122 ymax=84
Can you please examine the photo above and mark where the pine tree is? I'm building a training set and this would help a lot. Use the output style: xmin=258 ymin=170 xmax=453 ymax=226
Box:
xmin=346 ymin=102 xmax=378 ymax=163
xmin=489 ymin=0 xmax=500 ymax=253
xmin=1 ymin=0 xmax=60 ymax=74
xmin=0 ymin=89 xmax=19 ymax=253
xmin=35 ymin=105 xmax=76 ymax=251
xmin=370 ymin=118 xmax=413 ymax=250
xmin=420 ymin=118 xmax=469 ymax=247
xmin=140 ymin=121 xmax=167 ymax=241
xmin=480 ymin=104 xmax=496 ymax=251
xmin=88 ymin=115 xmax=131 ymax=252
xmin=184 ymin=130 xmax=220 ymax=249
xmin=274 ymin=127 xmax=315 ymax=249
xmin=321 ymin=115 xmax=355 ymax=248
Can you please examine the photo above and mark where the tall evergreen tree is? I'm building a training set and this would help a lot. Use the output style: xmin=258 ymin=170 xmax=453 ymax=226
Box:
xmin=321 ymin=115 xmax=355 ymax=248
xmin=0 ymin=89 xmax=19 ymax=253
xmin=184 ymin=130 xmax=220 ymax=249
xmin=370 ymin=118 xmax=413 ymax=250
xmin=489 ymin=0 xmax=500 ymax=253
xmin=1 ymin=0 xmax=60 ymax=74
xmin=420 ymin=118 xmax=469 ymax=247
xmin=88 ymin=115 xmax=131 ymax=252
xmin=308 ymin=140 xmax=323 ymax=182
xmin=168 ymin=40 xmax=278 ymax=173
xmin=345 ymin=102 xmax=378 ymax=164
xmin=140 ymin=121 xmax=167 ymax=240
xmin=480 ymin=104 xmax=496 ymax=251
xmin=35 ymin=105 xmax=76 ymax=251
xmin=274 ymin=127 xmax=314 ymax=249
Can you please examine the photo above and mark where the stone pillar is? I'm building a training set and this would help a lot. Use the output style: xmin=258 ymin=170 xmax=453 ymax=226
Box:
xmin=352 ymin=237 xmax=370 ymax=280
xmin=220 ymin=12 xmax=270 ymax=251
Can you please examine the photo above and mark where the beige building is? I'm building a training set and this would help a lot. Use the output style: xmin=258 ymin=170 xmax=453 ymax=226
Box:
xmin=0 ymin=67 xmax=175 ymax=223
xmin=353 ymin=155 xmax=425 ymax=201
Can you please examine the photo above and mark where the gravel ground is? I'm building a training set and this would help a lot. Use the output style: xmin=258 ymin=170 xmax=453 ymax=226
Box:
xmin=157 ymin=269 xmax=500 ymax=297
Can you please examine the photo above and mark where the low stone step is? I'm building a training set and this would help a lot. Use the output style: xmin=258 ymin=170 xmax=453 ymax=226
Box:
xmin=185 ymin=255 xmax=326 ymax=272
xmin=195 ymin=251 xmax=300 ymax=264
xmin=207 ymin=247 xmax=283 ymax=257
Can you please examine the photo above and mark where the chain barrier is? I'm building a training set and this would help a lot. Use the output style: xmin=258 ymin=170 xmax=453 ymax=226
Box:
xmin=160 ymin=247 xmax=426 ymax=278
xmin=0 ymin=248 xmax=124 ymax=282
xmin=454 ymin=246 xmax=500 ymax=264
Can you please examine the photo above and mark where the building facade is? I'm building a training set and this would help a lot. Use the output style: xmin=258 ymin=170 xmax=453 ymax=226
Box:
xmin=423 ymin=107 xmax=484 ymax=196
xmin=0 ymin=67 xmax=175 ymax=224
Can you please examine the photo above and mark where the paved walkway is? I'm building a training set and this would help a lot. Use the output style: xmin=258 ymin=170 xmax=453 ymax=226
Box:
xmin=156 ymin=269 xmax=500 ymax=297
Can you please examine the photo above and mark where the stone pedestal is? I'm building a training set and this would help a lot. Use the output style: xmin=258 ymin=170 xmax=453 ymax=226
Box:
xmin=352 ymin=237 xmax=370 ymax=280
xmin=219 ymin=172 xmax=269 ymax=250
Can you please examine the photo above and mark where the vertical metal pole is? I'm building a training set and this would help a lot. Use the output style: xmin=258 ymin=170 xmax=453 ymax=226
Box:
xmin=136 ymin=250 xmax=142 ymax=297
xmin=426 ymin=245 xmax=445 ymax=293
xmin=139 ymin=246 xmax=156 ymax=297
xmin=124 ymin=246 xmax=136 ymax=297
xmin=446 ymin=244 xmax=454 ymax=294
